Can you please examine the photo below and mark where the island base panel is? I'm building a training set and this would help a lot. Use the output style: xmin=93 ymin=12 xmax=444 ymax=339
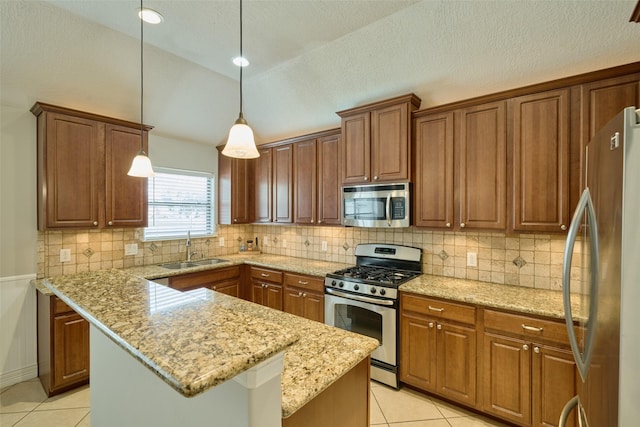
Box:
xmin=283 ymin=357 xmax=370 ymax=427
xmin=89 ymin=326 xmax=284 ymax=427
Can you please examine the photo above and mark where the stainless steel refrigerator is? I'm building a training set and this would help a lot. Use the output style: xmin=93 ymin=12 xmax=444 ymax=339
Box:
xmin=560 ymin=107 xmax=640 ymax=426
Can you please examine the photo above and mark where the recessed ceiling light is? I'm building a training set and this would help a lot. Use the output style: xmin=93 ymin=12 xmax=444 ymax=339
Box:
xmin=233 ymin=56 xmax=249 ymax=67
xmin=138 ymin=8 xmax=163 ymax=24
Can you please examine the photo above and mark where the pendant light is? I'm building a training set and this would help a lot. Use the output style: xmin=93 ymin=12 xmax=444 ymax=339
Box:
xmin=222 ymin=0 xmax=260 ymax=159
xmin=128 ymin=0 xmax=155 ymax=177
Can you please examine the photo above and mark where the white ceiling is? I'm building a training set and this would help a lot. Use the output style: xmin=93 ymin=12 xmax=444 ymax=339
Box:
xmin=1 ymin=0 xmax=639 ymax=147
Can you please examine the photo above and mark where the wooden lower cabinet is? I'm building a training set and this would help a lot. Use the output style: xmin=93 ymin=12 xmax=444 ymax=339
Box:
xmin=248 ymin=266 xmax=284 ymax=310
xmin=283 ymin=272 xmax=325 ymax=323
xmin=38 ymin=294 xmax=90 ymax=396
xmin=168 ymin=266 xmax=241 ymax=297
xmin=400 ymin=293 xmax=477 ymax=407
xmin=482 ymin=309 xmax=578 ymax=427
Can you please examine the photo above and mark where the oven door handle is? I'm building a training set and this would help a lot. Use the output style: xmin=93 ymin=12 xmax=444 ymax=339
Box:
xmin=386 ymin=194 xmax=391 ymax=226
xmin=325 ymin=287 xmax=395 ymax=306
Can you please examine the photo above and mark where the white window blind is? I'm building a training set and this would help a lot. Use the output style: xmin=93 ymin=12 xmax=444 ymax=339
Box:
xmin=144 ymin=168 xmax=215 ymax=240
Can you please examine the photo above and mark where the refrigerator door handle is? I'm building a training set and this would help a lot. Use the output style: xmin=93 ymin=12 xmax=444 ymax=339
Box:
xmin=559 ymin=396 xmax=579 ymax=427
xmin=562 ymin=187 xmax=599 ymax=382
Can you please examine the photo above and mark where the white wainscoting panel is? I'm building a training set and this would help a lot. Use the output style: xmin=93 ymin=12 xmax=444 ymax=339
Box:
xmin=0 ymin=274 xmax=37 ymax=388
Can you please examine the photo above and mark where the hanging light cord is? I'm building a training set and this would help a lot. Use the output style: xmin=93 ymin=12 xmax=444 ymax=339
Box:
xmin=139 ymin=0 xmax=145 ymax=150
xmin=239 ymin=0 xmax=243 ymax=117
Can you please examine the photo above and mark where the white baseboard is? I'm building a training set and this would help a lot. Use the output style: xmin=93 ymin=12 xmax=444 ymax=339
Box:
xmin=0 ymin=364 xmax=38 ymax=389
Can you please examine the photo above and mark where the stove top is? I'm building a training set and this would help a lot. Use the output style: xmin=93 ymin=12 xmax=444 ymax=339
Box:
xmin=328 ymin=265 xmax=420 ymax=287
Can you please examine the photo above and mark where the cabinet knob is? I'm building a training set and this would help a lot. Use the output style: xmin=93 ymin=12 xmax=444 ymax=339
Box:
xmin=108 ymin=221 xmax=113 ymax=226
xmin=311 ymin=219 xmax=314 ymax=223
xmin=446 ymin=222 xmax=451 ymax=228
xmin=460 ymin=222 xmax=466 ymax=228
xmin=234 ymin=218 xmax=237 ymax=222
xmin=534 ymin=346 xmax=540 ymax=354
xmin=436 ymin=324 xmax=442 ymax=330
xmin=318 ymin=220 xmax=322 ymax=224
xmin=302 ymin=293 xmax=307 ymax=298
xmin=298 ymin=292 xmax=303 ymax=296
xmin=428 ymin=322 xmax=434 ymax=328
xmin=93 ymin=221 xmax=98 ymax=226
xmin=561 ymin=224 xmax=567 ymax=231
xmin=212 ymin=286 xmax=217 ymax=291
xmin=523 ymin=344 xmax=529 ymax=351
xmin=363 ymin=176 xmax=368 ymax=181
xmin=373 ymin=176 xmax=378 ymax=181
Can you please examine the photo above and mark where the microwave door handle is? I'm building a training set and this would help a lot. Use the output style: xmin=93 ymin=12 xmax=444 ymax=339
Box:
xmin=386 ymin=194 xmax=391 ymax=226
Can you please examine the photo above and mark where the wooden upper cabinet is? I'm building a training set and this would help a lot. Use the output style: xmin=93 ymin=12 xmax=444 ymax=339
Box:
xmin=414 ymin=112 xmax=454 ymax=229
xmin=105 ymin=124 xmax=148 ymax=228
xmin=217 ymin=151 xmax=254 ymax=225
xmin=457 ymin=101 xmax=507 ymax=231
xmin=317 ymin=132 xmax=342 ymax=225
xmin=254 ymin=147 xmax=273 ymax=223
xmin=512 ymin=89 xmax=570 ymax=233
xmin=273 ymin=144 xmax=293 ymax=223
xmin=293 ymin=138 xmax=317 ymax=224
xmin=32 ymin=102 xmax=151 ymax=230
xmin=338 ymin=94 xmax=421 ymax=185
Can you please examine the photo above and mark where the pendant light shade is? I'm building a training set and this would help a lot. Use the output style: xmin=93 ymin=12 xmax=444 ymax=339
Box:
xmin=128 ymin=0 xmax=155 ymax=177
xmin=222 ymin=0 xmax=259 ymax=159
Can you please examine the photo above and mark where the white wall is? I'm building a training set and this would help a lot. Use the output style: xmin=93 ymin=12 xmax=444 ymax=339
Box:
xmin=150 ymin=134 xmax=218 ymax=174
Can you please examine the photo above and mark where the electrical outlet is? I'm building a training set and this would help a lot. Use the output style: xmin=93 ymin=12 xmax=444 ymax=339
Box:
xmin=125 ymin=244 xmax=138 ymax=256
xmin=282 ymin=240 xmax=287 ymax=248
xmin=219 ymin=237 xmax=225 ymax=247
xmin=60 ymin=248 xmax=71 ymax=263
xmin=321 ymin=241 xmax=328 ymax=252
xmin=467 ymin=252 xmax=478 ymax=267
xmin=263 ymin=236 xmax=268 ymax=246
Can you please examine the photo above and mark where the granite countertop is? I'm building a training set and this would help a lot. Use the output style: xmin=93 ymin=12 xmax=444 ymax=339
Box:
xmin=400 ymin=274 xmax=584 ymax=320
xmin=39 ymin=269 xmax=378 ymax=418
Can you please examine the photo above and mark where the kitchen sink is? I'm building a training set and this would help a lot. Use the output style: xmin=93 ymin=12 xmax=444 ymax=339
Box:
xmin=157 ymin=259 xmax=228 ymax=269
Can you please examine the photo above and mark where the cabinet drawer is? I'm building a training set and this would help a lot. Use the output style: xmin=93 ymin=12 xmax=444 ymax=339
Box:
xmin=283 ymin=272 xmax=324 ymax=293
xmin=169 ymin=266 xmax=241 ymax=291
xmin=53 ymin=297 xmax=74 ymax=315
xmin=484 ymin=309 xmax=570 ymax=345
xmin=250 ymin=266 xmax=283 ymax=283
xmin=401 ymin=293 xmax=476 ymax=325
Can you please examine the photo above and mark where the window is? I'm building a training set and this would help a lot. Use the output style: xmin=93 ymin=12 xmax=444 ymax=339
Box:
xmin=144 ymin=167 xmax=215 ymax=240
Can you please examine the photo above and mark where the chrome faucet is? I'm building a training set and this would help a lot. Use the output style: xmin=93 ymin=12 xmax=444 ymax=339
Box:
xmin=186 ymin=231 xmax=196 ymax=261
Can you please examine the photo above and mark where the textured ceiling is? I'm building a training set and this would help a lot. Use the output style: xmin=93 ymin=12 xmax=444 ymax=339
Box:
xmin=1 ymin=0 xmax=640 ymax=148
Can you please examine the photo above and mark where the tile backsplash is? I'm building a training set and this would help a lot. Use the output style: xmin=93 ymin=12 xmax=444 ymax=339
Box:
xmin=38 ymin=225 xmax=575 ymax=292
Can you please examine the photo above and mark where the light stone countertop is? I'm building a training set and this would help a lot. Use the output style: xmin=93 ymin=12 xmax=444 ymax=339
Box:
xmin=39 ymin=268 xmax=378 ymax=418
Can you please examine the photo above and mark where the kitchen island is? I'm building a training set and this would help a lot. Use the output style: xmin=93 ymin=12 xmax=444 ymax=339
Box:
xmin=40 ymin=269 xmax=378 ymax=427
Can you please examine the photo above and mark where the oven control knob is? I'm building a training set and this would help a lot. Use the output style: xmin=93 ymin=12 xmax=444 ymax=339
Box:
xmin=331 ymin=280 xmax=337 ymax=287
xmin=380 ymin=289 xmax=386 ymax=296
xmin=370 ymin=288 xmax=377 ymax=294
xmin=339 ymin=281 xmax=344 ymax=288
xmin=354 ymin=284 xmax=360 ymax=291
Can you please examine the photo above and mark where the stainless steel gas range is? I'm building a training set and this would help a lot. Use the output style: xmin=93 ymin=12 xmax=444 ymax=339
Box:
xmin=324 ymin=243 xmax=422 ymax=388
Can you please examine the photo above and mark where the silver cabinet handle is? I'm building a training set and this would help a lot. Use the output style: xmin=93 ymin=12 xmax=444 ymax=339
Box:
xmin=559 ymin=396 xmax=579 ymax=427
xmin=460 ymin=222 xmax=466 ymax=228
xmin=93 ymin=221 xmax=98 ymax=226
xmin=521 ymin=324 xmax=544 ymax=333
xmin=261 ymin=273 xmax=270 ymax=278
xmin=386 ymin=194 xmax=391 ymax=227
xmin=363 ymin=176 xmax=368 ymax=181
xmin=107 ymin=221 xmax=113 ymax=226
xmin=318 ymin=220 xmax=322 ymax=224
xmin=374 ymin=176 xmax=378 ymax=181
xmin=523 ymin=344 xmax=529 ymax=351
xmin=534 ymin=346 xmax=540 ymax=354
xmin=563 ymin=187 xmax=599 ymax=382
xmin=428 ymin=322 xmax=434 ymax=328
xmin=446 ymin=222 xmax=451 ymax=227
xmin=311 ymin=219 xmax=314 ymax=223
xmin=298 ymin=292 xmax=302 ymax=296
xmin=436 ymin=324 xmax=442 ymax=330
xmin=428 ymin=305 xmax=444 ymax=312
xmin=561 ymin=224 xmax=567 ymax=231
xmin=302 ymin=293 xmax=307 ymax=298
xmin=298 ymin=280 xmax=309 ymax=285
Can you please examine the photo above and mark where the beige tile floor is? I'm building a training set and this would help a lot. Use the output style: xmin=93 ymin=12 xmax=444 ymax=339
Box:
xmin=1 ymin=378 xmax=509 ymax=426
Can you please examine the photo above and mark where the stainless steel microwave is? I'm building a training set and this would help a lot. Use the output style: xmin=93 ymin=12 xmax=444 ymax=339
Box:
xmin=342 ymin=182 xmax=410 ymax=228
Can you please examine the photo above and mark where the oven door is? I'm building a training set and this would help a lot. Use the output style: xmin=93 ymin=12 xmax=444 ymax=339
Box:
xmin=324 ymin=290 xmax=396 ymax=366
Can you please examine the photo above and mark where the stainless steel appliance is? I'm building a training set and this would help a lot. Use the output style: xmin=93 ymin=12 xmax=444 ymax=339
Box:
xmin=342 ymin=182 xmax=410 ymax=228
xmin=560 ymin=107 xmax=640 ymax=426
xmin=324 ymin=243 xmax=422 ymax=388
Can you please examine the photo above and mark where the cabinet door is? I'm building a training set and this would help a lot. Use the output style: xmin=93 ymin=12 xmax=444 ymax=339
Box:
xmin=284 ymin=288 xmax=305 ymax=318
xmin=211 ymin=280 xmax=240 ymax=298
xmin=371 ymin=102 xmax=409 ymax=182
xmin=317 ymin=133 xmax=342 ymax=225
xmin=303 ymin=291 xmax=324 ymax=323
xmin=52 ymin=313 xmax=89 ymax=391
xmin=254 ymin=147 xmax=273 ymax=223
xmin=400 ymin=312 xmax=436 ymax=392
xmin=273 ymin=144 xmax=293 ymax=223
xmin=457 ymin=101 xmax=507 ymax=230
xmin=42 ymin=112 xmax=102 ymax=229
xmin=342 ymin=112 xmax=370 ymax=184
xmin=482 ymin=333 xmax=531 ymax=425
xmin=293 ymin=139 xmax=317 ymax=224
xmin=437 ymin=322 xmax=477 ymax=406
xmin=105 ymin=124 xmax=148 ymax=228
xmin=232 ymin=158 xmax=254 ymax=224
xmin=532 ymin=345 xmax=578 ymax=427
xmin=264 ymin=284 xmax=283 ymax=311
xmin=512 ymin=90 xmax=570 ymax=233
xmin=250 ymin=280 xmax=266 ymax=305
xmin=414 ymin=112 xmax=454 ymax=228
